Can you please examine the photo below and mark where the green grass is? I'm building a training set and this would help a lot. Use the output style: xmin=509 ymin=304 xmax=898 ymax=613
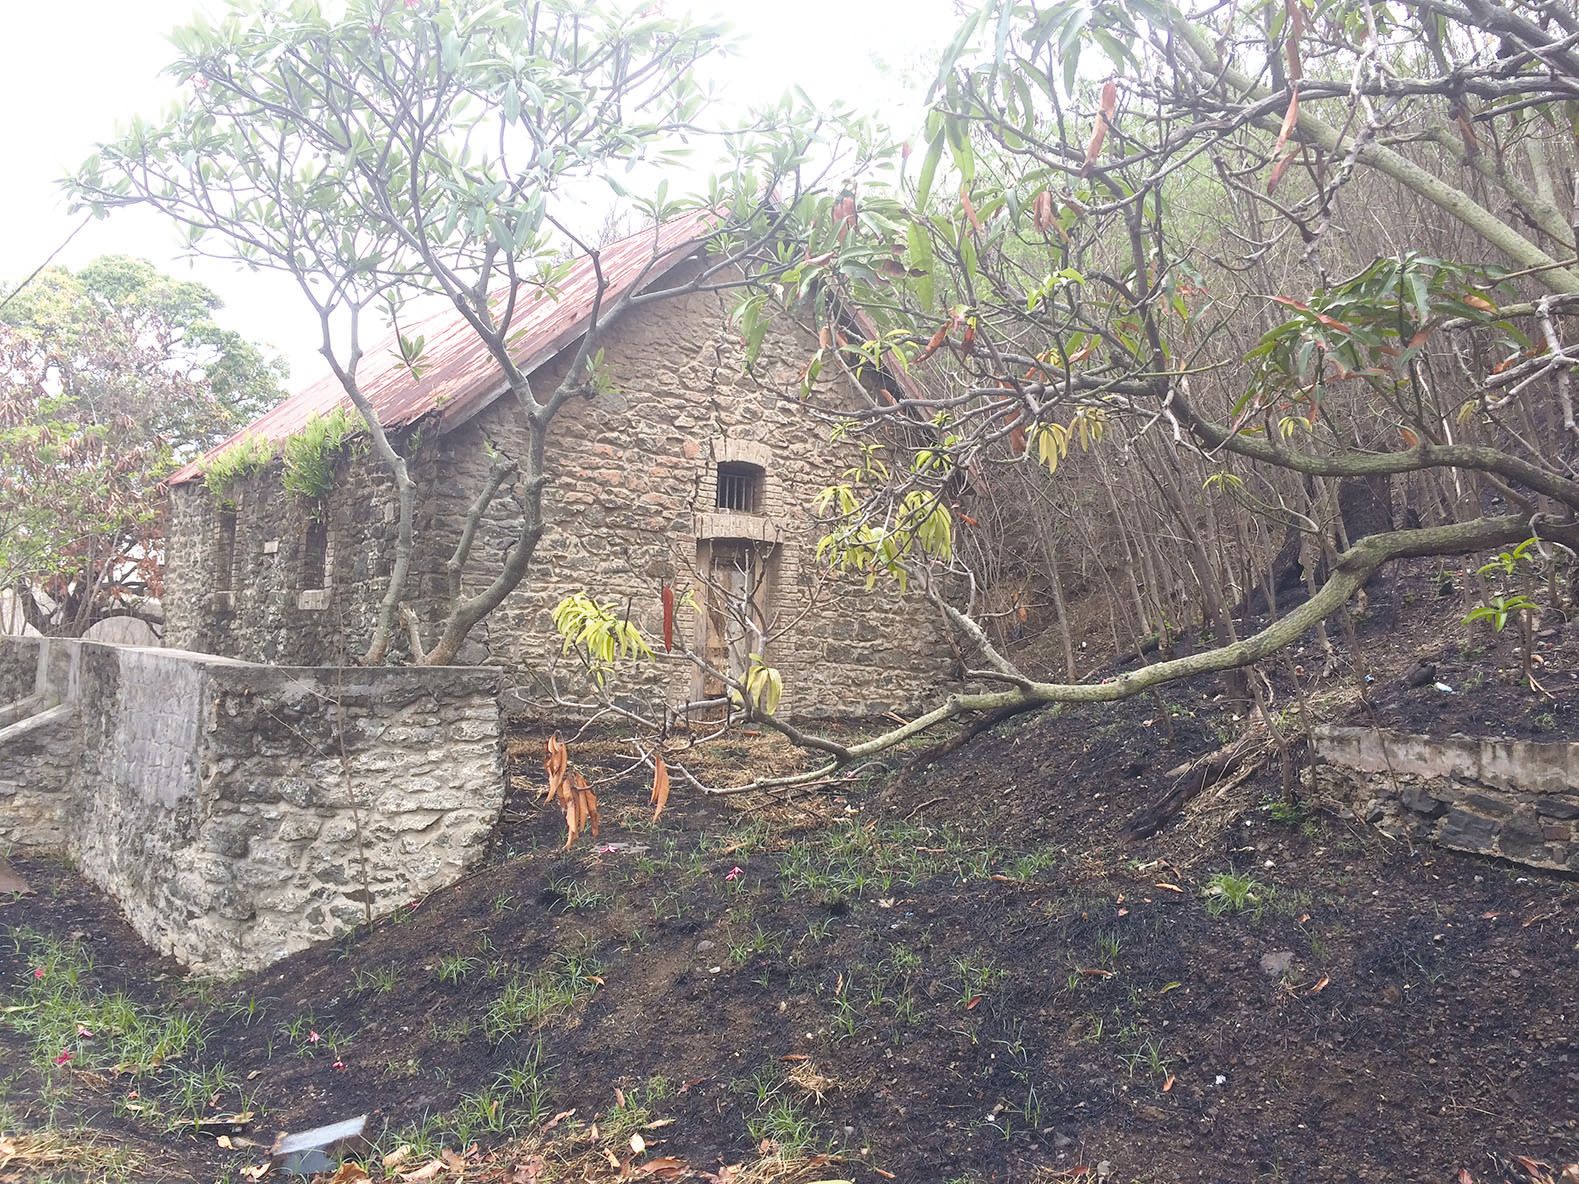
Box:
xmin=739 ymin=1065 xmax=828 ymax=1161
xmin=435 ymin=953 xmax=479 ymax=984
xmin=2 ymin=928 xmax=208 ymax=1075
xmin=351 ymin=964 xmax=399 ymax=995
xmin=600 ymin=1074 xmax=673 ymax=1137
xmin=548 ymin=874 xmax=612 ymax=913
xmin=950 ymin=955 xmax=1006 ymax=1006
xmin=1203 ymin=872 xmax=1269 ymax=918
xmin=483 ymin=946 xmax=605 ymax=1042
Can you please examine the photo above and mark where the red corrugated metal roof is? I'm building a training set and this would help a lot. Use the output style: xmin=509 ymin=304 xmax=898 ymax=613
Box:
xmin=167 ymin=212 xmax=713 ymax=485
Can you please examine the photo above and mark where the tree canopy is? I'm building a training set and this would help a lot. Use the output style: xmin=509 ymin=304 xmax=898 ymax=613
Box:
xmin=0 ymin=256 xmax=285 ymax=635
xmin=70 ymin=0 xmax=847 ymax=665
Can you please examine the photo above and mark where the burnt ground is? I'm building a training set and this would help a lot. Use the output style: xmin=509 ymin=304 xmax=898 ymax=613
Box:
xmin=1 ymin=562 xmax=1577 ymax=1184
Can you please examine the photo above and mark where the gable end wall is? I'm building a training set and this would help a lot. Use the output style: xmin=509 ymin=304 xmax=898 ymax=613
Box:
xmin=164 ymin=284 xmax=958 ymax=719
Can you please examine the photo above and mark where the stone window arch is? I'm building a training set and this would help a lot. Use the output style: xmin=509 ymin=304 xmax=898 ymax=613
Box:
xmin=699 ymin=438 xmax=779 ymax=523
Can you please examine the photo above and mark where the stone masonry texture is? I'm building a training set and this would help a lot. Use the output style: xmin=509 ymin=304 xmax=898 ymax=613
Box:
xmin=1312 ymin=724 xmax=1579 ymax=872
xmin=0 ymin=636 xmax=505 ymax=974
xmin=162 ymin=280 xmax=959 ymax=719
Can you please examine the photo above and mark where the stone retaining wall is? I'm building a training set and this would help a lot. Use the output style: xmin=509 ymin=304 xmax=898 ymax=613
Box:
xmin=1312 ymin=725 xmax=1579 ymax=872
xmin=0 ymin=636 xmax=505 ymax=974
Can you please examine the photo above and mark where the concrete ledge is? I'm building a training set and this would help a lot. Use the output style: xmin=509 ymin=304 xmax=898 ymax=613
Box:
xmin=1313 ymin=725 xmax=1579 ymax=872
xmin=693 ymin=509 xmax=785 ymax=542
xmin=0 ymin=700 xmax=74 ymax=744
xmin=0 ymin=636 xmax=506 ymax=974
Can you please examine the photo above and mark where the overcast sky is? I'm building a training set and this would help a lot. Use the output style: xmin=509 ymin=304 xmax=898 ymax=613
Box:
xmin=0 ymin=0 xmax=957 ymax=386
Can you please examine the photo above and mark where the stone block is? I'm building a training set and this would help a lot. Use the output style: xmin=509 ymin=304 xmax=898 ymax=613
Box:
xmin=1438 ymin=807 xmax=1498 ymax=851
xmin=1537 ymin=796 xmax=1579 ymax=821
xmin=1498 ymin=813 xmax=1550 ymax=862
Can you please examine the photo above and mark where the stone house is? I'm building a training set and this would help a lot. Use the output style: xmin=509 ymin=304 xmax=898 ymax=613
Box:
xmin=162 ymin=217 xmax=957 ymax=720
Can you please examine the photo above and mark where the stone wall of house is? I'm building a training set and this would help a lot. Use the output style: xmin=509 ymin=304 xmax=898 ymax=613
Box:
xmin=1312 ymin=725 xmax=1579 ymax=872
xmin=163 ymin=275 xmax=959 ymax=720
xmin=0 ymin=636 xmax=505 ymax=974
xmin=165 ymin=450 xmax=403 ymax=666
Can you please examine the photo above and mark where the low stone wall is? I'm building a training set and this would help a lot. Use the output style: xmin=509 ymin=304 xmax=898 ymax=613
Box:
xmin=0 ymin=636 xmax=505 ymax=974
xmin=1312 ymin=725 xmax=1579 ymax=872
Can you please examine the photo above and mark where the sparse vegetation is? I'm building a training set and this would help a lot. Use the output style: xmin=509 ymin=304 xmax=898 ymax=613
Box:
xmin=1203 ymin=872 xmax=1269 ymax=918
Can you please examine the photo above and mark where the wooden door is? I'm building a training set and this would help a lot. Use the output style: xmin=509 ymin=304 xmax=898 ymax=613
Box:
xmin=699 ymin=541 xmax=771 ymax=703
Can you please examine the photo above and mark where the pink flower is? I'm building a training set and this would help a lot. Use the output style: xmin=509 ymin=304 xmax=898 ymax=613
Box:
xmin=332 ymin=1059 xmax=347 ymax=1072
xmin=54 ymin=1049 xmax=72 ymax=1066
xmin=596 ymin=844 xmax=617 ymax=855
xmin=77 ymin=1026 xmax=93 ymax=1039
xmin=725 ymin=866 xmax=744 ymax=882
xmin=307 ymin=1030 xmax=321 ymax=1045
xmin=32 ymin=967 xmax=45 ymax=980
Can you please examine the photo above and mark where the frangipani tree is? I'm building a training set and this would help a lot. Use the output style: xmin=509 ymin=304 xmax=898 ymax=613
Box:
xmin=70 ymin=0 xmax=849 ymax=665
xmin=667 ymin=0 xmax=1579 ymax=786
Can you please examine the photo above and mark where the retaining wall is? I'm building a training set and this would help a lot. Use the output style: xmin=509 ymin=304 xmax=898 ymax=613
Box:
xmin=0 ymin=636 xmax=505 ymax=974
xmin=1312 ymin=725 xmax=1579 ymax=872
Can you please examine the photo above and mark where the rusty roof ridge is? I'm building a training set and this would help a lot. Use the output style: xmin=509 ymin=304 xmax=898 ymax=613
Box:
xmin=165 ymin=210 xmax=716 ymax=487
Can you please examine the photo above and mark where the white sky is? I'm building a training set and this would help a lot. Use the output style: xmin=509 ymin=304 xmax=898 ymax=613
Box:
xmin=0 ymin=0 xmax=958 ymax=386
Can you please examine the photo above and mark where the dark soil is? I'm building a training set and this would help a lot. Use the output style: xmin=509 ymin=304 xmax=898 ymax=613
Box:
xmin=2 ymin=569 xmax=1578 ymax=1184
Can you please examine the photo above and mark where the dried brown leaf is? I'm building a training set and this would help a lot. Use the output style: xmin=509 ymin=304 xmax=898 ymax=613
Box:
xmin=651 ymin=755 xmax=671 ymax=822
xmin=1079 ymin=80 xmax=1117 ymax=176
xmin=1032 ymin=189 xmax=1055 ymax=233
xmin=543 ymin=733 xmax=568 ymax=800
xmin=636 ymin=1155 xmax=687 ymax=1178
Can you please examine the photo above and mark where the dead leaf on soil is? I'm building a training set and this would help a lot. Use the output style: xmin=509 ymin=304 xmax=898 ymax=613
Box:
xmin=632 ymin=1157 xmax=687 ymax=1179
xmin=542 ymin=1108 xmax=576 ymax=1132
xmin=1457 ymin=1170 xmax=1474 ymax=1184
xmin=1162 ymin=1075 xmax=1176 ymax=1093
xmin=1308 ymin=975 xmax=1331 ymax=994
xmin=382 ymin=1147 xmax=415 ymax=1170
xmin=326 ymin=1164 xmax=370 ymax=1184
xmin=1155 ymin=882 xmax=1184 ymax=893
xmin=400 ymin=1160 xmax=446 ymax=1182
xmin=1074 ymin=967 xmax=1114 ymax=979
